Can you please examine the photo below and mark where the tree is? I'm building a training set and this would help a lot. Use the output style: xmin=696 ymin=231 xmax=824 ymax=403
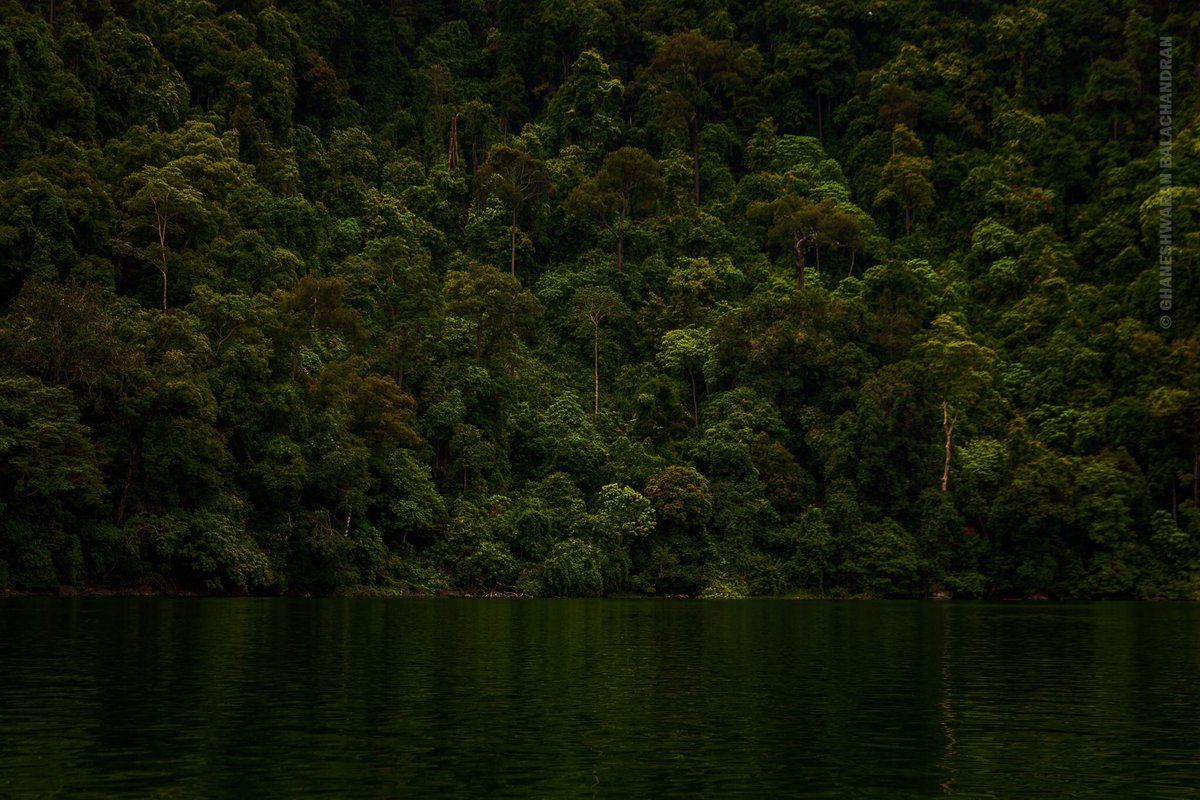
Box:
xmin=657 ymin=327 xmax=712 ymax=425
xmin=116 ymin=122 xmax=250 ymax=311
xmin=543 ymin=48 xmax=624 ymax=151
xmin=915 ymin=315 xmax=996 ymax=492
xmin=815 ymin=204 xmax=868 ymax=273
xmin=343 ymin=234 xmax=442 ymax=393
xmin=591 ymin=484 xmax=656 ymax=543
xmin=0 ymin=376 xmax=104 ymax=588
xmin=0 ymin=280 xmax=128 ymax=401
xmin=572 ymin=286 xmax=626 ymax=413
xmin=875 ymin=124 xmax=934 ymax=235
xmin=567 ymin=147 xmax=664 ymax=271
xmin=640 ymin=31 xmax=758 ymax=205
xmin=474 ymin=146 xmax=552 ymax=276
xmin=748 ymin=193 xmax=844 ymax=289
xmin=1147 ymin=338 xmax=1200 ymax=515
xmin=1082 ymin=58 xmax=1140 ymax=142
xmin=123 ymin=164 xmax=203 ymax=311
xmin=444 ymin=261 xmax=542 ymax=361
xmin=0 ymin=376 xmax=103 ymax=508
xmin=645 ymin=465 xmax=713 ymax=533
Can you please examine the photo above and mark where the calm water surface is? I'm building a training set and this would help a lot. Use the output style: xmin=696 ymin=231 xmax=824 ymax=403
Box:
xmin=0 ymin=599 xmax=1197 ymax=798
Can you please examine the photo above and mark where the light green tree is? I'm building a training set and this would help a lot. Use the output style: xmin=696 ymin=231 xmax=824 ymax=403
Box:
xmin=915 ymin=315 xmax=996 ymax=492
xmin=875 ymin=124 xmax=934 ymax=235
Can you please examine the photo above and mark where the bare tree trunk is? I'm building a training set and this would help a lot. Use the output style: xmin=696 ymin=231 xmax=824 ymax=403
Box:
xmin=941 ymin=399 xmax=958 ymax=492
xmin=156 ymin=215 xmax=169 ymax=312
xmin=593 ymin=321 xmax=600 ymax=414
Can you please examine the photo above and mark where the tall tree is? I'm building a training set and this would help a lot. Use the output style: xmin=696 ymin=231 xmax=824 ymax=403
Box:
xmin=122 ymin=165 xmax=203 ymax=312
xmin=572 ymin=286 xmax=626 ymax=413
xmin=915 ymin=315 xmax=996 ymax=492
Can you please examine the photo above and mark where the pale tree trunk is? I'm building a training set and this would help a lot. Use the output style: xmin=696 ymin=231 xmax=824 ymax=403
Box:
xmin=156 ymin=215 xmax=169 ymax=312
xmin=941 ymin=399 xmax=959 ymax=492
xmin=592 ymin=320 xmax=600 ymax=414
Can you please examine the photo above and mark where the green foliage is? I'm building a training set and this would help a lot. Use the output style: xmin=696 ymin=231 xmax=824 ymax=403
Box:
xmin=0 ymin=0 xmax=1193 ymax=599
xmin=591 ymin=484 xmax=655 ymax=544
xmin=875 ymin=124 xmax=934 ymax=235
xmin=542 ymin=537 xmax=606 ymax=597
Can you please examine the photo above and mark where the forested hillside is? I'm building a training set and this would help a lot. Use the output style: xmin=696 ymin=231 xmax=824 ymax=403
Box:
xmin=1 ymin=0 xmax=1196 ymax=597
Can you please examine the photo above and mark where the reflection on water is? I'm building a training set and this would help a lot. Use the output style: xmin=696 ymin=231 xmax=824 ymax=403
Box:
xmin=0 ymin=599 xmax=1197 ymax=798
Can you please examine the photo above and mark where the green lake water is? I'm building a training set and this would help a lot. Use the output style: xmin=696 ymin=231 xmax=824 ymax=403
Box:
xmin=0 ymin=599 xmax=1197 ymax=798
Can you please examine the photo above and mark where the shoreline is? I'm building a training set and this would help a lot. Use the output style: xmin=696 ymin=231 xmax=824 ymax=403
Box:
xmin=2 ymin=585 xmax=1197 ymax=601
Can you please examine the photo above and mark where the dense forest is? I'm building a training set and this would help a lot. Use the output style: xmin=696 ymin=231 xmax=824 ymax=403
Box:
xmin=0 ymin=0 xmax=1196 ymax=598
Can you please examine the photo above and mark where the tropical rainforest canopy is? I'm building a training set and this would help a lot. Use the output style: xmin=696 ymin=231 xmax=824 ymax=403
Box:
xmin=0 ymin=0 xmax=1197 ymax=598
